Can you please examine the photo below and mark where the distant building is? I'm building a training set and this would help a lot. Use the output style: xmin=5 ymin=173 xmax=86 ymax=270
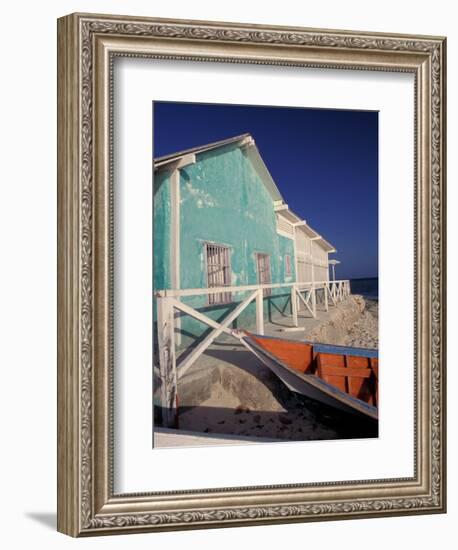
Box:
xmin=153 ymin=133 xmax=337 ymax=349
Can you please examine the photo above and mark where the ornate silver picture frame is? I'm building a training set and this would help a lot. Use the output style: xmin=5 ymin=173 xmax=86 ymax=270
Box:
xmin=57 ymin=12 xmax=446 ymax=536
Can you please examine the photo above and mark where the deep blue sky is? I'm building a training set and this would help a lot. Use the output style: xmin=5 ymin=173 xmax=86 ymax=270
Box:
xmin=153 ymin=102 xmax=378 ymax=280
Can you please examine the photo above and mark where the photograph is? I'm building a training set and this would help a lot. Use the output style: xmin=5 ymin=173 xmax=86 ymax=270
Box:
xmin=54 ymin=11 xmax=446 ymax=537
xmin=152 ymin=101 xmax=379 ymax=447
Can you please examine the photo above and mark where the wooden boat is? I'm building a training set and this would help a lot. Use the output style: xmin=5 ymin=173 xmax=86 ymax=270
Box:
xmin=241 ymin=333 xmax=378 ymax=421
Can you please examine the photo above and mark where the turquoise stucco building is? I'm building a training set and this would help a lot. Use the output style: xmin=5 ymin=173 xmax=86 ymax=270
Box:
xmin=154 ymin=133 xmax=336 ymax=350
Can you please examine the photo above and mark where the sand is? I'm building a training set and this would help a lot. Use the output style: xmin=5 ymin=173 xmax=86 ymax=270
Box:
xmin=178 ymin=391 xmax=377 ymax=442
xmin=178 ymin=385 xmax=343 ymax=441
xmin=344 ymin=298 xmax=378 ymax=349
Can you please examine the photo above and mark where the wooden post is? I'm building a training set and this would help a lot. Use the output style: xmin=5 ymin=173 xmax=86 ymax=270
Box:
xmin=311 ymin=286 xmax=317 ymax=317
xmin=256 ymin=288 xmax=264 ymax=335
xmin=324 ymin=284 xmax=329 ymax=311
xmin=327 ymin=282 xmax=337 ymax=306
xmin=296 ymin=287 xmax=315 ymax=318
xmin=170 ymin=168 xmax=181 ymax=347
xmin=291 ymin=286 xmax=298 ymax=326
xmin=156 ymin=296 xmax=178 ymax=428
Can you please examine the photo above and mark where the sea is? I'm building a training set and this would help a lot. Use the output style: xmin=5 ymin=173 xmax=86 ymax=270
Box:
xmin=349 ymin=277 xmax=378 ymax=300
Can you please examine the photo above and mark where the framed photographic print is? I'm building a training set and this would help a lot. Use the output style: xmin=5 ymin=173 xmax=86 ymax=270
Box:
xmin=57 ymin=13 xmax=446 ymax=536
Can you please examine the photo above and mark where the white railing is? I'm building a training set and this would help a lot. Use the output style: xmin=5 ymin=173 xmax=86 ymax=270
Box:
xmin=157 ymin=280 xmax=350 ymax=323
xmin=155 ymin=279 xmax=350 ymax=427
xmin=157 ymin=280 xmax=350 ymax=300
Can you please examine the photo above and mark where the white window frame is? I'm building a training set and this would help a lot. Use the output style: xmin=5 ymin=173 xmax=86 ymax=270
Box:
xmin=204 ymin=243 xmax=232 ymax=305
xmin=255 ymin=252 xmax=272 ymax=297
xmin=284 ymin=254 xmax=291 ymax=277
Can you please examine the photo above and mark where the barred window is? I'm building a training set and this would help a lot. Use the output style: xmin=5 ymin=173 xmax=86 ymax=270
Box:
xmin=205 ymin=243 xmax=232 ymax=305
xmin=256 ymin=253 xmax=272 ymax=297
xmin=285 ymin=254 xmax=291 ymax=277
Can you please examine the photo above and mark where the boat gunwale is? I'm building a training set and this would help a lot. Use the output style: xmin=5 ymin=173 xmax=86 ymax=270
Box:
xmin=242 ymin=334 xmax=379 ymax=421
xmin=246 ymin=332 xmax=379 ymax=359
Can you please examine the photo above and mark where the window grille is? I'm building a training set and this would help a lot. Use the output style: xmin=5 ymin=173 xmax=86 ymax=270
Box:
xmin=205 ymin=243 xmax=232 ymax=305
xmin=256 ymin=253 xmax=272 ymax=297
xmin=285 ymin=254 xmax=291 ymax=277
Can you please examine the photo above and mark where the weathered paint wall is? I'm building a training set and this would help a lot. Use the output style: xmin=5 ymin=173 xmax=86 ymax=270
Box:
xmin=153 ymin=169 xmax=172 ymax=292
xmin=154 ymin=143 xmax=296 ymax=350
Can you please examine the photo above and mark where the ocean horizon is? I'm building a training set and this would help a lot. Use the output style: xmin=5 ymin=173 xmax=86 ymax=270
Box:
xmin=349 ymin=277 xmax=378 ymax=300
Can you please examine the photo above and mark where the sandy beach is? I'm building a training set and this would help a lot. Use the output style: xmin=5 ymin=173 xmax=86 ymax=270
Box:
xmin=344 ymin=298 xmax=378 ymax=349
xmin=178 ymin=388 xmax=377 ymax=442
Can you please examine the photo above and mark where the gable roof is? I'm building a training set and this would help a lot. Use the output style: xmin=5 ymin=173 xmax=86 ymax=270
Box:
xmin=154 ymin=133 xmax=283 ymax=203
xmin=154 ymin=133 xmax=251 ymax=167
xmin=154 ymin=133 xmax=336 ymax=253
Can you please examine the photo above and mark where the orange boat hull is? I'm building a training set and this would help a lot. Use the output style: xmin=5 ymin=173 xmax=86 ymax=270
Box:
xmin=243 ymin=333 xmax=378 ymax=420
